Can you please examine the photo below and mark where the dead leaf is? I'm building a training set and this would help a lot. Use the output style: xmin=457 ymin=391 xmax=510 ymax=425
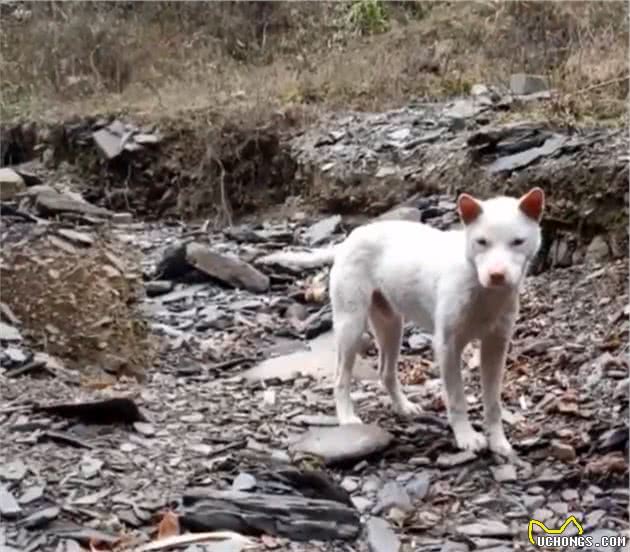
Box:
xmin=89 ymin=539 xmax=113 ymax=552
xmin=585 ymin=452 xmax=628 ymax=476
xmin=157 ymin=510 xmax=180 ymax=539
xmin=304 ymin=283 xmax=326 ymax=303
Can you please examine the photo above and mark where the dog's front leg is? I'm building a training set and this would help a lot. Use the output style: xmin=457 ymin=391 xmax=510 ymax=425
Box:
xmin=435 ymin=334 xmax=487 ymax=453
xmin=480 ymin=332 xmax=514 ymax=458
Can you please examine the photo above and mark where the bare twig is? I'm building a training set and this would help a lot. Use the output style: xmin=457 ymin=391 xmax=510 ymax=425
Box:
xmin=570 ymin=75 xmax=630 ymax=96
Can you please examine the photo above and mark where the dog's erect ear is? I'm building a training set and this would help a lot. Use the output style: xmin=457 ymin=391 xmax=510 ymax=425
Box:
xmin=518 ymin=187 xmax=545 ymax=222
xmin=457 ymin=193 xmax=483 ymax=225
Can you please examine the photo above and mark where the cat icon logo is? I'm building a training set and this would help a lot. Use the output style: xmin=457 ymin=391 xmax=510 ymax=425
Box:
xmin=528 ymin=515 xmax=584 ymax=546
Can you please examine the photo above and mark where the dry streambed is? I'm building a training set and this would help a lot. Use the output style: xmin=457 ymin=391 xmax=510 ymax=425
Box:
xmin=0 ymin=95 xmax=629 ymax=551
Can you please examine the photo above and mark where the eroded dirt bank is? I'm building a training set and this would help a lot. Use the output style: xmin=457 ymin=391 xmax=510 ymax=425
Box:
xmin=2 ymin=90 xmax=628 ymax=271
xmin=0 ymin=97 xmax=628 ymax=552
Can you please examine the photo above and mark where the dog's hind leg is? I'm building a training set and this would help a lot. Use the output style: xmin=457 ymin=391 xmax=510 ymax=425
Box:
xmin=333 ymin=312 xmax=367 ymax=424
xmin=330 ymin=270 xmax=370 ymax=425
xmin=369 ymin=291 xmax=422 ymax=418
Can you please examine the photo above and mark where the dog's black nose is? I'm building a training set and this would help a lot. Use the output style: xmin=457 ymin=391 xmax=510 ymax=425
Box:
xmin=489 ymin=271 xmax=506 ymax=285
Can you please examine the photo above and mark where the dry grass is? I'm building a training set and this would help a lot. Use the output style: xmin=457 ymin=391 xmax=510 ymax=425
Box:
xmin=0 ymin=1 xmax=628 ymax=124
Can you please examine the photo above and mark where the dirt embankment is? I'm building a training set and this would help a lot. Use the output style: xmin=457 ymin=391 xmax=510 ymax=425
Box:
xmin=2 ymin=88 xmax=627 ymax=275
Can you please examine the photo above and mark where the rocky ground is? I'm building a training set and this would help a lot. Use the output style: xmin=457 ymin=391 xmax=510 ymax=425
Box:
xmin=0 ymin=90 xmax=629 ymax=552
xmin=1 ymin=181 xmax=628 ymax=552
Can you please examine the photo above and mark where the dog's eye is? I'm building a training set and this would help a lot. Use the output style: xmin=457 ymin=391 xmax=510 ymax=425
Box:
xmin=511 ymin=238 xmax=525 ymax=247
xmin=476 ymin=238 xmax=489 ymax=247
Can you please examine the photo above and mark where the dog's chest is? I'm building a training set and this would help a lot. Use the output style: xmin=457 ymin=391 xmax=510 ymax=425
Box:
xmin=457 ymin=291 xmax=515 ymax=339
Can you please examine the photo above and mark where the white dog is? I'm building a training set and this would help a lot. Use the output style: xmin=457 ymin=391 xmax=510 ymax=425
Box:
xmin=273 ymin=188 xmax=545 ymax=457
xmin=328 ymin=188 xmax=545 ymax=457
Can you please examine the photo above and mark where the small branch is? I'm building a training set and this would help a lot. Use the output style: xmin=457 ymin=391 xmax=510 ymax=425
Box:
xmin=571 ymin=75 xmax=629 ymax=96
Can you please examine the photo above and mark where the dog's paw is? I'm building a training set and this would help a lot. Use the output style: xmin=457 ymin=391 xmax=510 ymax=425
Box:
xmin=489 ymin=432 xmax=515 ymax=459
xmin=393 ymin=396 xmax=423 ymax=418
xmin=454 ymin=426 xmax=488 ymax=453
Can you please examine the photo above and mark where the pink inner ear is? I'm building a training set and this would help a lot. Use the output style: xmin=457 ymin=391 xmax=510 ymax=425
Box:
xmin=519 ymin=188 xmax=544 ymax=221
xmin=458 ymin=194 xmax=482 ymax=224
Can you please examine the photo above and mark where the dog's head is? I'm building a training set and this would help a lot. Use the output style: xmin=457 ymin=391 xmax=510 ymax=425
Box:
xmin=457 ymin=188 xmax=545 ymax=290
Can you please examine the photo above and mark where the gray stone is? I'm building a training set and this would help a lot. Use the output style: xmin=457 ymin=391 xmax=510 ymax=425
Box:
xmin=440 ymin=541 xmax=469 ymax=552
xmin=436 ymin=450 xmax=477 ymax=467
xmin=376 ymin=206 xmax=421 ymax=223
xmin=19 ymin=485 xmax=44 ymax=504
xmin=341 ymin=477 xmax=359 ymax=493
xmin=56 ymin=229 xmax=94 ymax=247
xmin=186 ymin=242 xmax=269 ymax=293
xmin=561 ymin=489 xmax=579 ymax=502
xmin=458 ymin=520 xmax=512 ymax=537
xmin=489 ymin=135 xmax=566 ymax=174
xmin=133 ymin=422 xmax=156 ymax=436
xmin=444 ymin=98 xmax=488 ymax=120
xmin=290 ymin=424 xmax=393 ymax=465
xmin=303 ymin=215 xmax=341 ymax=245
xmin=471 ymin=83 xmax=490 ymax=96
xmin=548 ymin=501 xmax=568 ymax=515
xmin=550 ymin=237 xmax=573 ymax=267
xmin=181 ymin=412 xmax=204 ymax=424
xmin=21 ymin=506 xmax=60 ymax=529
xmin=532 ymin=507 xmax=554 ymax=523
xmin=0 ymin=460 xmax=27 ymax=481
xmin=0 ymin=322 xmax=22 ymax=342
xmin=232 ymin=472 xmax=257 ymax=492
xmin=145 ymin=280 xmax=175 ymax=297
xmin=290 ymin=414 xmax=339 ymax=427
xmin=0 ymin=485 xmax=21 ymax=518
xmin=35 ymin=188 xmax=112 ymax=218
xmin=111 ymin=212 xmax=133 ymax=224
xmin=93 ymin=125 xmax=127 ymax=159
xmin=374 ymin=481 xmax=413 ymax=515
xmin=4 ymin=347 xmax=26 ymax=363
xmin=522 ymin=494 xmax=545 ymax=510
xmin=510 ymin=73 xmax=550 ymax=95
xmin=405 ymin=473 xmax=431 ymax=500
xmin=366 ymin=516 xmax=401 ymax=552
xmin=492 ymin=463 xmax=517 ymax=483
xmin=0 ymin=167 xmax=26 ymax=200
xmin=182 ymin=489 xmax=360 ymax=541
xmin=585 ymin=235 xmax=610 ymax=263
xmin=362 ymin=476 xmax=383 ymax=494
xmin=585 ymin=509 xmax=606 ymax=528
xmin=80 ymin=456 xmax=104 ymax=479
xmin=351 ymin=496 xmax=372 ymax=512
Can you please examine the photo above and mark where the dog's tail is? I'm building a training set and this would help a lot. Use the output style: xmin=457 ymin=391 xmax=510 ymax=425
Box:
xmin=257 ymin=244 xmax=339 ymax=271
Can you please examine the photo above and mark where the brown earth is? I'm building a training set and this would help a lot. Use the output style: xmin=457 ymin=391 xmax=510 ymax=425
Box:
xmin=0 ymin=224 xmax=152 ymax=379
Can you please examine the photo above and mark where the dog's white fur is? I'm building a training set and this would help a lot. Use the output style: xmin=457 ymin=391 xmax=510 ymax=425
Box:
xmin=316 ymin=188 xmax=545 ymax=458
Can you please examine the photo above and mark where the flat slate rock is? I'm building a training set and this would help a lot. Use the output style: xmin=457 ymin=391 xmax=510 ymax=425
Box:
xmin=185 ymin=242 xmax=270 ymax=293
xmin=303 ymin=215 xmax=341 ymax=246
xmin=457 ymin=519 xmax=512 ymax=537
xmin=0 ymin=322 xmax=22 ymax=342
xmin=181 ymin=489 xmax=360 ymax=542
xmin=291 ymin=424 xmax=394 ymax=465
xmin=34 ymin=189 xmax=112 ymax=218
xmin=0 ymin=167 xmax=26 ymax=200
xmin=366 ymin=516 xmax=401 ymax=552
xmin=0 ymin=485 xmax=21 ymax=518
